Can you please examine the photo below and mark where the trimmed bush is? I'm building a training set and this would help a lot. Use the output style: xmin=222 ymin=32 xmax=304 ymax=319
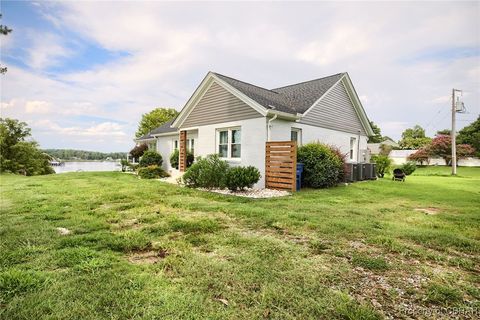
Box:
xmin=169 ymin=149 xmax=194 ymax=169
xmin=137 ymin=165 xmax=169 ymax=179
xmin=139 ymin=150 xmax=163 ymax=167
xmin=182 ymin=154 xmax=229 ymax=189
xmin=297 ymin=143 xmax=344 ymax=188
xmin=400 ymin=161 xmax=417 ymax=175
xmin=371 ymin=155 xmax=392 ymax=178
xmin=225 ymin=166 xmax=261 ymax=191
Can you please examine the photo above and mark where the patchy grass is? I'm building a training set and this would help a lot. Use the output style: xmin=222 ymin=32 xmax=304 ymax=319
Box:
xmin=0 ymin=166 xmax=479 ymax=319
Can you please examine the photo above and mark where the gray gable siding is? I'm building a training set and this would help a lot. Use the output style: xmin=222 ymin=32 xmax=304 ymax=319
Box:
xmin=181 ymin=81 xmax=262 ymax=128
xmin=300 ymin=81 xmax=366 ymax=135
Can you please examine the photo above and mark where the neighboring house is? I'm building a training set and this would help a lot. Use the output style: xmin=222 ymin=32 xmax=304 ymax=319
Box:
xmin=367 ymin=137 xmax=400 ymax=155
xmin=136 ymin=71 xmax=374 ymax=188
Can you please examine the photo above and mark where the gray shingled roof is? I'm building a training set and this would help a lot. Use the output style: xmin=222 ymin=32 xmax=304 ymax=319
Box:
xmin=137 ymin=119 xmax=177 ymax=141
xmin=140 ymin=72 xmax=349 ymax=138
xmin=213 ymin=72 xmax=344 ymax=114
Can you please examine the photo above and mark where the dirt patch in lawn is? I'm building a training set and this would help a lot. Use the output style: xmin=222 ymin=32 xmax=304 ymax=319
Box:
xmin=414 ymin=207 xmax=440 ymax=215
xmin=127 ymin=249 xmax=168 ymax=264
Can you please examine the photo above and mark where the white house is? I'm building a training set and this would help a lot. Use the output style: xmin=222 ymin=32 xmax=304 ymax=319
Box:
xmin=136 ymin=71 xmax=374 ymax=188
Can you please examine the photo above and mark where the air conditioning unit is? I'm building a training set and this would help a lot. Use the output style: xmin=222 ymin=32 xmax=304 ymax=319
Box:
xmin=345 ymin=163 xmax=359 ymax=182
xmin=357 ymin=163 xmax=364 ymax=181
xmin=371 ymin=163 xmax=377 ymax=180
xmin=362 ymin=163 xmax=370 ymax=180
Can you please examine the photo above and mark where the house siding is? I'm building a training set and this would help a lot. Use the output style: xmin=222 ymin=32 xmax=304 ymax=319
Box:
xmin=195 ymin=117 xmax=268 ymax=188
xmin=181 ymin=81 xmax=262 ymax=128
xmin=269 ymin=118 xmax=368 ymax=163
xmin=300 ymin=81 xmax=366 ymax=135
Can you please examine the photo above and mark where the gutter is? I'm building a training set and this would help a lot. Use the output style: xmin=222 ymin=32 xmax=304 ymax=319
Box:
xmin=267 ymin=114 xmax=278 ymax=141
xmin=266 ymin=109 xmax=302 ymax=121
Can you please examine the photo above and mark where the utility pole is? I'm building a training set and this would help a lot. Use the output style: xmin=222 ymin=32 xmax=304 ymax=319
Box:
xmin=451 ymin=88 xmax=462 ymax=175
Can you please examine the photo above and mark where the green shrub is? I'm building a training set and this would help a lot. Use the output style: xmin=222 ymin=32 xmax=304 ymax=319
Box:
xmin=169 ymin=149 xmax=194 ymax=169
xmin=297 ymin=143 xmax=344 ymax=188
xmin=371 ymin=155 xmax=392 ymax=178
xmin=137 ymin=165 xmax=169 ymax=179
xmin=182 ymin=154 xmax=229 ymax=189
xmin=400 ymin=161 xmax=417 ymax=175
xmin=139 ymin=150 xmax=163 ymax=167
xmin=225 ymin=166 xmax=261 ymax=191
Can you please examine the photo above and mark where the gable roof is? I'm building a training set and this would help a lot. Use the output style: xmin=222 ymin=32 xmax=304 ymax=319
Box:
xmin=212 ymin=72 xmax=344 ymax=114
xmin=171 ymin=71 xmax=373 ymax=135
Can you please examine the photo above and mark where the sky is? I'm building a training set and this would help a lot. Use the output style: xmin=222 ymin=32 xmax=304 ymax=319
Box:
xmin=1 ymin=1 xmax=479 ymax=152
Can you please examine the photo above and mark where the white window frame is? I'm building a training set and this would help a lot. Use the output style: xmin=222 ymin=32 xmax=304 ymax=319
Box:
xmin=350 ymin=137 xmax=357 ymax=161
xmin=216 ymin=127 xmax=241 ymax=160
xmin=189 ymin=138 xmax=194 ymax=154
xmin=291 ymin=127 xmax=302 ymax=146
xmin=172 ymin=139 xmax=178 ymax=152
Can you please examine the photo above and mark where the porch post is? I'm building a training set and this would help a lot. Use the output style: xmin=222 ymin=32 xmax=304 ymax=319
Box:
xmin=179 ymin=130 xmax=187 ymax=172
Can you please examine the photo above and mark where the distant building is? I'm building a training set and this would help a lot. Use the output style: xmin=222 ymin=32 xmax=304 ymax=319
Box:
xmin=367 ymin=137 xmax=399 ymax=155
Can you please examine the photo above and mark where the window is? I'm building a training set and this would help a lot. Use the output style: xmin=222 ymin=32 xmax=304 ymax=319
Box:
xmin=218 ymin=130 xmax=229 ymax=158
xmin=291 ymin=128 xmax=302 ymax=146
xmin=217 ymin=128 xmax=241 ymax=159
xmin=173 ymin=139 xmax=178 ymax=151
xmin=350 ymin=137 xmax=356 ymax=160
xmin=190 ymin=139 xmax=195 ymax=154
xmin=231 ymin=129 xmax=241 ymax=158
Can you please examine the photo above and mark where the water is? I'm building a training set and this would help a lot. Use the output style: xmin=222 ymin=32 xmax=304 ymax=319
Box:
xmin=53 ymin=161 xmax=121 ymax=173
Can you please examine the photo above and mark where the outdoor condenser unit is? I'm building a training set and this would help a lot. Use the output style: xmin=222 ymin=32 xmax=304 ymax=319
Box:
xmin=345 ymin=163 xmax=358 ymax=182
xmin=362 ymin=163 xmax=370 ymax=180
xmin=357 ymin=163 xmax=364 ymax=181
xmin=371 ymin=163 xmax=377 ymax=180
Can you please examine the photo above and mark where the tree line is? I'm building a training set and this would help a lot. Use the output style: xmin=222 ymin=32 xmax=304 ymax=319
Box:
xmin=368 ymin=117 xmax=479 ymax=157
xmin=43 ymin=149 xmax=127 ymax=161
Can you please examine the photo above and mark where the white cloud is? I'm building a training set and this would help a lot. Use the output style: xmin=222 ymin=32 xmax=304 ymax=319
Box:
xmin=297 ymin=27 xmax=371 ymax=66
xmin=27 ymin=33 xmax=73 ymax=70
xmin=25 ymin=100 xmax=51 ymax=114
xmin=1 ymin=1 xmax=478 ymax=151
xmin=32 ymin=119 xmax=127 ymax=137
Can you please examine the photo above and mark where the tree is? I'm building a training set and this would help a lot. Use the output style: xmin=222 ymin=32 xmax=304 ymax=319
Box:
xmin=407 ymin=147 xmax=430 ymax=166
xmin=457 ymin=116 xmax=480 ymax=157
xmin=135 ymin=108 xmax=178 ymax=138
xmin=436 ymin=129 xmax=451 ymax=136
xmin=0 ymin=118 xmax=31 ymax=164
xmin=1 ymin=14 xmax=12 ymax=74
xmin=428 ymin=135 xmax=475 ymax=165
xmin=129 ymin=143 xmax=148 ymax=160
xmin=399 ymin=125 xmax=431 ymax=149
xmin=368 ymin=121 xmax=384 ymax=143
xmin=371 ymin=155 xmax=392 ymax=178
xmin=0 ymin=118 xmax=54 ymax=175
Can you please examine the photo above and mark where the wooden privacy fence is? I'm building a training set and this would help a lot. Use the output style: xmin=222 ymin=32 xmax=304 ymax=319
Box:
xmin=265 ymin=141 xmax=297 ymax=192
xmin=179 ymin=130 xmax=187 ymax=172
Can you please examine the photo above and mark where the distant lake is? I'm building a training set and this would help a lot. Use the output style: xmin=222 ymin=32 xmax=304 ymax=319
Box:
xmin=53 ymin=161 xmax=122 ymax=173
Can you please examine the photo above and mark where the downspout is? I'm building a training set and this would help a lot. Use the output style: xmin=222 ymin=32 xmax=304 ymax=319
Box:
xmin=357 ymin=130 xmax=361 ymax=163
xmin=267 ymin=114 xmax=278 ymax=142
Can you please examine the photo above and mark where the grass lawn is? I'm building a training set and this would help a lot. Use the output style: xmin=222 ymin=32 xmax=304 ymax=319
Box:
xmin=1 ymin=166 xmax=479 ymax=319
